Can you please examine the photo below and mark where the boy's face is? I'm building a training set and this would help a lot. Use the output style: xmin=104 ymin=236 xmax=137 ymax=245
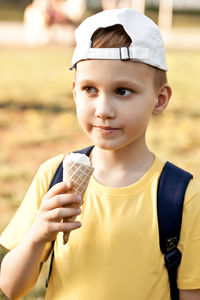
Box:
xmin=72 ymin=59 xmax=160 ymax=151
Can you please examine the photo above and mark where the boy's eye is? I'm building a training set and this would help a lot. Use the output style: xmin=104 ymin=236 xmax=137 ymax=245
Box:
xmin=116 ymin=88 xmax=132 ymax=96
xmin=84 ymin=86 xmax=97 ymax=94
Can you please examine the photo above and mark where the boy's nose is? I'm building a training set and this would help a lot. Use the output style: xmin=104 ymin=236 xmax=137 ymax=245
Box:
xmin=95 ymin=96 xmax=116 ymax=120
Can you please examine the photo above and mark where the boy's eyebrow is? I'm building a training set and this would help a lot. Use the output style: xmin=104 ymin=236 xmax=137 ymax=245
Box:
xmin=77 ymin=79 xmax=142 ymax=89
xmin=77 ymin=79 xmax=95 ymax=86
xmin=111 ymin=79 xmax=142 ymax=88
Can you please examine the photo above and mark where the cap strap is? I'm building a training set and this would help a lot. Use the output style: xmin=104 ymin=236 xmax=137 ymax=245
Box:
xmin=87 ymin=47 xmax=132 ymax=60
xmin=69 ymin=46 xmax=151 ymax=70
xmin=87 ymin=46 xmax=149 ymax=61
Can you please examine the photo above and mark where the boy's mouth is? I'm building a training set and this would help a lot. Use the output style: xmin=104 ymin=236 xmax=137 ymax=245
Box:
xmin=93 ymin=125 xmax=121 ymax=134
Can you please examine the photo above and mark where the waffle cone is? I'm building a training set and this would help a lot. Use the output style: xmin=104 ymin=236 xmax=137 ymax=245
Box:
xmin=63 ymin=161 xmax=94 ymax=197
xmin=62 ymin=160 xmax=94 ymax=244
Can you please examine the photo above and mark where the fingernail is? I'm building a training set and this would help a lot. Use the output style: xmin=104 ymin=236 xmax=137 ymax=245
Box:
xmin=77 ymin=222 xmax=82 ymax=227
xmin=65 ymin=181 xmax=70 ymax=188
xmin=76 ymin=195 xmax=82 ymax=201
xmin=66 ymin=181 xmax=73 ymax=189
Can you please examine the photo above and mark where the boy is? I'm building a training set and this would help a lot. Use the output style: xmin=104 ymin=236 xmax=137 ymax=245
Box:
xmin=1 ymin=8 xmax=200 ymax=300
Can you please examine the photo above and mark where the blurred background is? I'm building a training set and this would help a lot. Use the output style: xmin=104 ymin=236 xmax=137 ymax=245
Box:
xmin=0 ymin=0 xmax=200 ymax=299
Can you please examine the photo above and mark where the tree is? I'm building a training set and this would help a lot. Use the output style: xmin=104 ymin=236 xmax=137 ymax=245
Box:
xmin=158 ymin=0 xmax=173 ymax=32
xmin=131 ymin=0 xmax=145 ymax=13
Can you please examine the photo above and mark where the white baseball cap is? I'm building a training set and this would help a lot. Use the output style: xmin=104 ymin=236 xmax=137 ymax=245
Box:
xmin=70 ymin=8 xmax=168 ymax=71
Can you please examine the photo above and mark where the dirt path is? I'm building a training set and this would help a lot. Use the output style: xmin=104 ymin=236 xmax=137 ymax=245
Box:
xmin=0 ymin=21 xmax=75 ymax=46
xmin=0 ymin=21 xmax=200 ymax=49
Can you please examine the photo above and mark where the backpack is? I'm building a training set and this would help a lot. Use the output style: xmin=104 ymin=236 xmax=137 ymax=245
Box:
xmin=45 ymin=145 xmax=193 ymax=300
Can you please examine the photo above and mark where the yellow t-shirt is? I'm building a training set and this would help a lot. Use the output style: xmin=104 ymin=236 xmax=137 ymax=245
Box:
xmin=1 ymin=154 xmax=200 ymax=300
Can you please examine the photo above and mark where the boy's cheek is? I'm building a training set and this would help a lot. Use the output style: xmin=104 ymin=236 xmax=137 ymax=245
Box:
xmin=76 ymin=108 xmax=86 ymax=126
xmin=71 ymin=80 xmax=77 ymax=101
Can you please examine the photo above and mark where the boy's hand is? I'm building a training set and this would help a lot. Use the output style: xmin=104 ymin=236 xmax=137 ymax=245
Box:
xmin=31 ymin=181 xmax=82 ymax=244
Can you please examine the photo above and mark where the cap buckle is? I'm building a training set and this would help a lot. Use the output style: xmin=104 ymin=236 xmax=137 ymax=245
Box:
xmin=119 ymin=47 xmax=130 ymax=61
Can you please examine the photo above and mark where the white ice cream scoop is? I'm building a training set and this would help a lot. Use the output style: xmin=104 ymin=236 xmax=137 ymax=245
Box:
xmin=63 ymin=153 xmax=91 ymax=166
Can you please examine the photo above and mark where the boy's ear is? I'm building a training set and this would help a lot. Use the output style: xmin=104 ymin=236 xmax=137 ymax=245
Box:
xmin=153 ymin=84 xmax=172 ymax=115
xmin=71 ymin=80 xmax=76 ymax=102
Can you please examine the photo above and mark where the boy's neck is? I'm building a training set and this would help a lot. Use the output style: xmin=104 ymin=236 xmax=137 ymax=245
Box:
xmin=91 ymin=142 xmax=154 ymax=187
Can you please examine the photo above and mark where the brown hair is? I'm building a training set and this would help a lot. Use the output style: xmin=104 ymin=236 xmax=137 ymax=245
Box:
xmin=91 ymin=24 xmax=167 ymax=91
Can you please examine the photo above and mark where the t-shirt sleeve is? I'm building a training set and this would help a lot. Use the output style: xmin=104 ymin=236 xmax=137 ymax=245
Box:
xmin=0 ymin=154 xmax=64 ymax=262
xmin=177 ymin=179 xmax=200 ymax=290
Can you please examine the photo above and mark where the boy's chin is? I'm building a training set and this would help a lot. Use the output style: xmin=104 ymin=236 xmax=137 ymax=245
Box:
xmin=92 ymin=140 xmax=127 ymax=152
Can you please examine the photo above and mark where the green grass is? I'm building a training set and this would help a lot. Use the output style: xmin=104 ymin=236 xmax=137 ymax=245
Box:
xmin=0 ymin=7 xmax=24 ymax=21
xmin=0 ymin=46 xmax=74 ymax=110
xmin=172 ymin=13 xmax=200 ymax=27
xmin=0 ymin=45 xmax=200 ymax=299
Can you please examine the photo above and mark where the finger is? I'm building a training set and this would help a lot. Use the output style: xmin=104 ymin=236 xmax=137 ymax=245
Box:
xmin=52 ymin=220 xmax=82 ymax=233
xmin=48 ymin=207 xmax=81 ymax=220
xmin=63 ymin=232 xmax=69 ymax=244
xmin=62 ymin=221 xmax=82 ymax=232
xmin=44 ymin=193 xmax=82 ymax=211
xmin=44 ymin=181 xmax=73 ymax=200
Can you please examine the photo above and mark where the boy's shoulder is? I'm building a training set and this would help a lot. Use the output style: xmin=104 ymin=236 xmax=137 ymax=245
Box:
xmin=37 ymin=153 xmax=66 ymax=184
xmin=184 ymin=175 xmax=200 ymax=204
xmin=38 ymin=152 xmax=200 ymax=201
xmin=154 ymin=156 xmax=200 ymax=205
xmin=40 ymin=153 xmax=65 ymax=171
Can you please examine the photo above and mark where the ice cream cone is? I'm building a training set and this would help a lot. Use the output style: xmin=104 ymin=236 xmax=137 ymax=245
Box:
xmin=63 ymin=161 xmax=94 ymax=197
xmin=62 ymin=155 xmax=94 ymax=244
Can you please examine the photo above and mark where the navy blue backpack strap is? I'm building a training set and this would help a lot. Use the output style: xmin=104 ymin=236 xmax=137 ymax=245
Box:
xmin=45 ymin=145 xmax=94 ymax=288
xmin=157 ymin=162 xmax=193 ymax=300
